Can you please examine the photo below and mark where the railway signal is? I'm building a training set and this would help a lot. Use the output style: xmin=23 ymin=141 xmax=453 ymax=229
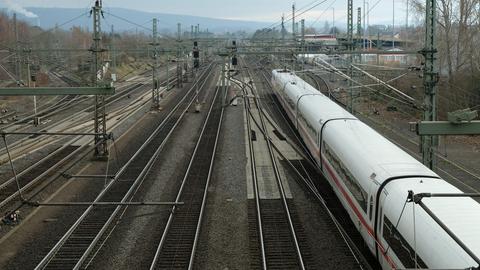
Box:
xmin=193 ymin=41 xmax=200 ymax=69
xmin=151 ymin=18 xmax=161 ymax=110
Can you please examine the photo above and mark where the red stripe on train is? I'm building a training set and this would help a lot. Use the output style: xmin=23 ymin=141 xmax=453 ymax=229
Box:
xmin=272 ymin=82 xmax=397 ymax=269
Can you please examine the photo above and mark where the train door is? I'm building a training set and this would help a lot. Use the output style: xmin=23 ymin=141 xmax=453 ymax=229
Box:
xmin=366 ymin=194 xmax=376 ymax=251
xmin=317 ymin=131 xmax=322 ymax=164
xmin=368 ymin=181 xmax=381 ymax=254
xmin=375 ymin=188 xmax=391 ymax=269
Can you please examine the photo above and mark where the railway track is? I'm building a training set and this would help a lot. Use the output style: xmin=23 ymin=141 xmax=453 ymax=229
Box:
xmin=34 ymin=63 xmax=216 ymax=270
xmin=243 ymin=61 xmax=377 ymax=269
xmin=50 ymin=72 xmax=81 ymax=87
xmin=0 ymin=111 xmax=16 ymax=122
xmin=2 ymin=79 xmax=146 ymax=130
xmin=0 ymin=144 xmax=82 ymax=209
xmin=305 ymin=71 xmax=330 ymax=94
xmin=237 ymin=66 xmax=310 ymax=270
xmin=0 ymin=83 xmax=167 ymax=215
xmin=2 ymin=72 xmax=82 ymax=126
xmin=2 ymin=65 xmax=168 ymax=131
xmin=149 ymin=83 xmax=224 ymax=269
xmin=0 ymin=74 xmax=177 ymax=164
xmin=17 ymin=95 xmax=87 ymax=125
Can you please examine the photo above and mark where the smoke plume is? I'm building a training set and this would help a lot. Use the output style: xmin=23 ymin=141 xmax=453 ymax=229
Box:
xmin=5 ymin=0 xmax=38 ymax=18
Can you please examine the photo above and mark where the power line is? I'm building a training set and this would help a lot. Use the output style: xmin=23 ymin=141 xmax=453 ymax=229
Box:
xmin=309 ymin=0 xmax=338 ymax=28
xmin=267 ymin=0 xmax=329 ymax=30
xmin=103 ymin=11 xmax=152 ymax=32
xmin=266 ymin=0 xmax=325 ymax=28
xmin=326 ymin=0 xmax=381 ymax=32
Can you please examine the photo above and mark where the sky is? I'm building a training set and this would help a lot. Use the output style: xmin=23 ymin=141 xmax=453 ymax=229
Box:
xmin=1 ymin=0 xmax=414 ymax=26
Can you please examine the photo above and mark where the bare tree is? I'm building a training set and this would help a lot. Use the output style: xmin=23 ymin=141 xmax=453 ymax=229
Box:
xmin=411 ymin=0 xmax=480 ymax=112
xmin=412 ymin=0 xmax=480 ymax=77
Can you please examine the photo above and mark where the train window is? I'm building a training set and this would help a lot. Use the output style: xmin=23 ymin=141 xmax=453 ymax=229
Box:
xmin=369 ymin=196 xmax=374 ymax=221
xmin=383 ymin=217 xmax=428 ymax=269
xmin=324 ymin=143 xmax=368 ymax=212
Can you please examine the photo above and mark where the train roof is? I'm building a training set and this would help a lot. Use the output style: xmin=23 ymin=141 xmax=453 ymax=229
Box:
xmin=323 ymin=118 xmax=438 ymax=186
xmin=385 ymin=178 xmax=480 ymax=269
xmin=272 ymin=68 xmax=479 ymax=269
xmin=272 ymin=69 xmax=355 ymax=124
xmin=272 ymin=69 xmax=437 ymax=183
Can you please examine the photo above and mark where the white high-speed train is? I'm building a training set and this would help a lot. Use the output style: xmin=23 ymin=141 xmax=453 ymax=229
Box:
xmin=271 ymin=69 xmax=480 ymax=270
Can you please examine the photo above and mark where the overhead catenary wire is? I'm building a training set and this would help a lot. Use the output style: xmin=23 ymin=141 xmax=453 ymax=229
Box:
xmin=266 ymin=0 xmax=328 ymax=29
xmin=318 ymin=58 xmax=416 ymax=105
xmin=1 ymin=135 xmax=25 ymax=202
xmin=350 ymin=64 xmax=417 ymax=103
xmin=383 ymin=195 xmax=409 ymax=256
xmin=345 ymin=72 xmax=408 ymax=89
xmin=308 ymin=0 xmax=338 ymax=28
xmin=267 ymin=0 xmax=330 ymax=30
xmin=311 ymin=58 xmax=421 ymax=108
xmin=103 ymin=11 xmax=152 ymax=32
xmin=319 ymin=0 xmax=381 ymax=33
xmin=0 ymin=10 xmax=90 ymax=80
xmin=240 ymin=60 xmax=372 ymax=269
xmin=24 ymin=12 xmax=90 ymax=44
xmin=103 ymin=12 xmax=189 ymax=45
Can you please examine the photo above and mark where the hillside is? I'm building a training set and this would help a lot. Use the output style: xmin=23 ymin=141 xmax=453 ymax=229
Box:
xmin=1 ymin=7 xmax=269 ymax=33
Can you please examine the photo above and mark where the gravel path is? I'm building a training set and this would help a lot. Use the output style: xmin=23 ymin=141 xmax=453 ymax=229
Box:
xmin=194 ymin=101 xmax=250 ymax=270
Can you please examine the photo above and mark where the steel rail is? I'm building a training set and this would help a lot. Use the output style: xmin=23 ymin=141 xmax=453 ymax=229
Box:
xmin=0 ymin=84 xmax=161 ymax=209
xmin=188 ymin=85 xmax=225 ymax=269
xmin=244 ymin=68 xmax=306 ymax=270
xmin=268 ymin=137 xmax=372 ymax=270
xmin=80 ymin=65 xmax=214 ymax=269
xmin=31 ymin=201 xmax=184 ymax=206
xmin=75 ymin=63 xmax=214 ymax=269
xmin=244 ymin=81 xmax=269 ymax=269
xmin=0 ymin=82 xmax=143 ymax=158
xmin=0 ymin=83 xmax=165 ymax=209
xmin=234 ymin=78 xmax=268 ymax=270
xmin=0 ymin=144 xmax=84 ymax=209
xmin=74 ymin=64 xmax=214 ymax=269
xmin=252 ymin=61 xmax=373 ymax=269
xmin=240 ymin=68 xmax=318 ymax=194
xmin=34 ymin=63 xmax=215 ymax=270
xmin=244 ymin=96 xmax=371 ymax=269
xmin=149 ymin=70 xmax=222 ymax=270
xmin=0 ymin=73 xmax=162 ymax=140
xmin=0 ymin=132 xmax=107 ymax=136
xmin=0 ymin=69 xmax=162 ymax=130
xmin=255 ymin=70 xmax=318 ymax=175
xmin=257 ymin=67 xmax=317 ymax=164
xmin=0 ymin=74 xmax=181 ymax=215
xmin=0 ymin=74 xmax=177 ymax=164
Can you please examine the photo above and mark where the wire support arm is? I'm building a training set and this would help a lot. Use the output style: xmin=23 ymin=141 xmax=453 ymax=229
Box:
xmin=0 ymin=131 xmax=114 ymax=137
xmin=26 ymin=201 xmax=184 ymax=206
xmin=407 ymin=190 xmax=480 ymax=268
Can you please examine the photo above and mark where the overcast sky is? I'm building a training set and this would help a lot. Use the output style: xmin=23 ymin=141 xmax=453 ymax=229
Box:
xmin=1 ymin=0 xmax=413 ymax=26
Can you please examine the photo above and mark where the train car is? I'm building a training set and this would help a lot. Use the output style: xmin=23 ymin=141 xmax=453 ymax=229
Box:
xmin=271 ymin=69 xmax=480 ymax=270
xmin=300 ymin=54 xmax=341 ymax=66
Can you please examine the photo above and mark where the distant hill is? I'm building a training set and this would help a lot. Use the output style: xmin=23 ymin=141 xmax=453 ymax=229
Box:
xmin=1 ymin=7 xmax=270 ymax=34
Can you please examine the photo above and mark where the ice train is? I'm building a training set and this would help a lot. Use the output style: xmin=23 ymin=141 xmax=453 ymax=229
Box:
xmin=271 ymin=69 xmax=480 ymax=269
